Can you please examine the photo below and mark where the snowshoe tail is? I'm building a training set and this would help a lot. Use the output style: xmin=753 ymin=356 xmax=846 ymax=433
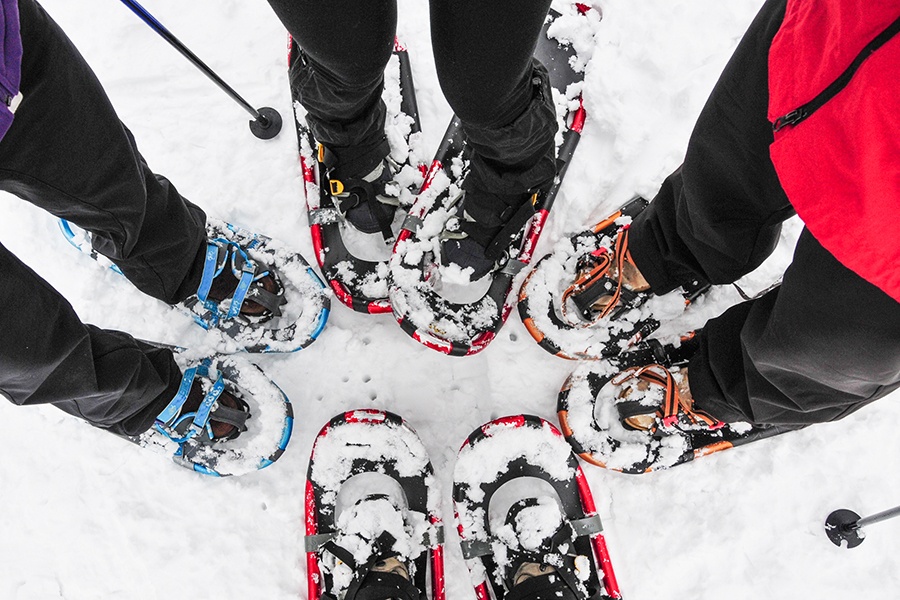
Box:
xmin=453 ymin=415 xmax=622 ymax=599
xmin=305 ymin=410 xmax=445 ymax=600
xmin=292 ymin=37 xmax=425 ymax=314
xmin=388 ymin=3 xmax=594 ymax=356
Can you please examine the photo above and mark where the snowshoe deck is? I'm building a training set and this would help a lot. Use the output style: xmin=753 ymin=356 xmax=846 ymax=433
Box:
xmin=388 ymin=4 xmax=593 ymax=356
xmin=453 ymin=415 xmax=621 ymax=599
xmin=127 ymin=353 xmax=293 ymax=477
xmin=58 ymin=218 xmax=330 ymax=353
xmin=557 ymin=362 xmax=801 ymax=474
xmin=292 ymin=38 xmax=426 ymax=314
xmin=518 ymin=197 xmax=710 ymax=360
xmin=305 ymin=410 xmax=445 ymax=600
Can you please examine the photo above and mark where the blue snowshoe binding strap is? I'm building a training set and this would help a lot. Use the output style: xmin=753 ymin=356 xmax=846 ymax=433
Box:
xmin=197 ymin=239 xmax=286 ymax=326
xmin=153 ymin=361 xmax=249 ymax=444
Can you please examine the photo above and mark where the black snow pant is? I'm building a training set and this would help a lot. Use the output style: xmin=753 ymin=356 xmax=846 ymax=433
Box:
xmin=267 ymin=0 xmax=558 ymax=207
xmin=0 ymin=0 xmax=209 ymax=436
xmin=628 ymin=0 xmax=900 ymax=426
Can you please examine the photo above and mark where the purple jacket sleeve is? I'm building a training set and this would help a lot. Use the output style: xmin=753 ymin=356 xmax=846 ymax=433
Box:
xmin=0 ymin=0 xmax=23 ymax=142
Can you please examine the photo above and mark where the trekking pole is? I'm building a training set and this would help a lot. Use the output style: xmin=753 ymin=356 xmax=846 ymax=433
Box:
xmin=825 ymin=504 xmax=900 ymax=548
xmin=118 ymin=0 xmax=282 ymax=140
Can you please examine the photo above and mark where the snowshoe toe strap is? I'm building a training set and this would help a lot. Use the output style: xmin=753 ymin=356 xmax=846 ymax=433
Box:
xmin=613 ymin=365 xmax=723 ymax=434
xmin=198 ymin=240 xmax=285 ymax=321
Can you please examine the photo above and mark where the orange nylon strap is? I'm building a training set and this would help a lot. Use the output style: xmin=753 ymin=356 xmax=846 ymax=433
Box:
xmin=559 ymin=228 xmax=631 ymax=328
xmin=616 ymin=364 xmax=723 ymax=432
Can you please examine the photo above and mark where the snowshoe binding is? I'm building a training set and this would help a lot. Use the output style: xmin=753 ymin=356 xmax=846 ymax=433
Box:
xmin=290 ymin=37 xmax=426 ymax=314
xmin=305 ymin=410 xmax=445 ymax=600
xmin=557 ymin=334 xmax=801 ymax=474
xmin=388 ymin=3 xmax=595 ymax=356
xmin=127 ymin=352 xmax=293 ymax=476
xmin=453 ymin=415 xmax=621 ymax=600
xmin=518 ymin=196 xmax=709 ymax=360
xmin=58 ymin=218 xmax=330 ymax=353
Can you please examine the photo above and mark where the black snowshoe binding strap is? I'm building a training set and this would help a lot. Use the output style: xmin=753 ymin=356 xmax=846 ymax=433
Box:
xmin=506 ymin=573 xmax=581 ymax=600
xmin=347 ymin=572 xmax=422 ymax=600
xmin=323 ymin=529 xmax=425 ymax=600
xmin=319 ymin=139 xmax=397 ymax=241
xmin=484 ymin=192 xmax=538 ymax=261
xmin=503 ymin=499 xmax=588 ymax=600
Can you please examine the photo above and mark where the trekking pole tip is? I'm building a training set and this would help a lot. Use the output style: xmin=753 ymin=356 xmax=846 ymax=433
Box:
xmin=249 ymin=107 xmax=282 ymax=140
xmin=825 ymin=509 xmax=864 ymax=549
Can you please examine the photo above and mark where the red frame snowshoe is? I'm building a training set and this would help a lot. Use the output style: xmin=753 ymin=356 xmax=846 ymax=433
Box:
xmin=388 ymin=5 xmax=590 ymax=356
xmin=292 ymin=38 xmax=425 ymax=314
xmin=453 ymin=415 xmax=622 ymax=599
xmin=305 ymin=410 xmax=445 ymax=600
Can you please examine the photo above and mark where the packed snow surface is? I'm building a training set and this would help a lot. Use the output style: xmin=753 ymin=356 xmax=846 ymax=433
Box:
xmin=1 ymin=1 xmax=898 ymax=599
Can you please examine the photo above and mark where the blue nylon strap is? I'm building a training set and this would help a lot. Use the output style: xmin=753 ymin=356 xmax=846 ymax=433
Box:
xmin=197 ymin=243 xmax=221 ymax=303
xmin=191 ymin=374 xmax=226 ymax=434
xmin=228 ymin=263 xmax=256 ymax=319
xmin=155 ymin=366 xmax=198 ymax=425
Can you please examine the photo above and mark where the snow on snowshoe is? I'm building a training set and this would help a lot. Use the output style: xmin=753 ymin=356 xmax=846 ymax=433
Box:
xmin=58 ymin=218 xmax=330 ymax=353
xmin=557 ymin=338 xmax=801 ymax=474
xmin=453 ymin=415 xmax=621 ymax=600
xmin=126 ymin=352 xmax=293 ymax=477
xmin=388 ymin=4 xmax=595 ymax=356
xmin=290 ymin=37 xmax=427 ymax=314
xmin=305 ymin=410 xmax=445 ymax=600
xmin=518 ymin=197 xmax=710 ymax=360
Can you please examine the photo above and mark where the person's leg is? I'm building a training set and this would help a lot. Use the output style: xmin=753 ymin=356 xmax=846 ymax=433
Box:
xmin=628 ymin=0 xmax=793 ymax=294
xmin=430 ymin=0 xmax=556 ymax=196
xmin=0 ymin=240 xmax=180 ymax=436
xmin=270 ymin=0 xmax=396 ymax=168
xmin=689 ymin=228 xmax=900 ymax=426
xmin=0 ymin=0 xmax=207 ymax=305
xmin=431 ymin=0 xmax=557 ymax=275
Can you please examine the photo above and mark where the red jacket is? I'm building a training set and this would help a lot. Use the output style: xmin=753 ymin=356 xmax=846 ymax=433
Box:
xmin=768 ymin=0 xmax=900 ymax=303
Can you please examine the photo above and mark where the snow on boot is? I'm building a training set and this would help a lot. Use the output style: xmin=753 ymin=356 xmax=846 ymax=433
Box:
xmin=126 ymin=353 xmax=293 ymax=476
xmin=58 ymin=218 xmax=330 ymax=353
xmin=389 ymin=4 xmax=594 ymax=356
xmin=439 ymin=189 xmax=540 ymax=282
xmin=497 ymin=498 xmax=586 ymax=600
xmin=291 ymin=38 xmax=425 ymax=314
xmin=558 ymin=347 xmax=802 ymax=474
xmin=519 ymin=196 xmax=709 ymax=360
xmin=317 ymin=495 xmax=426 ymax=600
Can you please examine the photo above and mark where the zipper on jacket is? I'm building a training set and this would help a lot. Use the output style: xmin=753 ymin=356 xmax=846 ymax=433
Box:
xmin=773 ymin=13 xmax=900 ymax=132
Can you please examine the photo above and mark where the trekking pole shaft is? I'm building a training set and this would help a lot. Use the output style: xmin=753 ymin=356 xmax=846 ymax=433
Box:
xmin=856 ymin=505 xmax=900 ymax=529
xmin=118 ymin=0 xmax=265 ymax=123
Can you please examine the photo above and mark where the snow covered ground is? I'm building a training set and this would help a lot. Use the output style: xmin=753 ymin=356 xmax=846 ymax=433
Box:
xmin=1 ymin=0 xmax=898 ymax=598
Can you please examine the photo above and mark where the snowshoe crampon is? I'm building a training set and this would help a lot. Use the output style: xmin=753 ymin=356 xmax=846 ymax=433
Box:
xmin=557 ymin=351 xmax=801 ymax=474
xmin=388 ymin=4 xmax=595 ymax=356
xmin=453 ymin=415 xmax=621 ymax=599
xmin=58 ymin=218 xmax=330 ymax=353
xmin=305 ymin=410 xmax=445 ymax=600
xmin=518 ymin=197 xmax=710 ymax=360
xmin=291 ymin=37 xmax=426 ymax=314
xmin=129 ymin=353 xmax=293 ymax=477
